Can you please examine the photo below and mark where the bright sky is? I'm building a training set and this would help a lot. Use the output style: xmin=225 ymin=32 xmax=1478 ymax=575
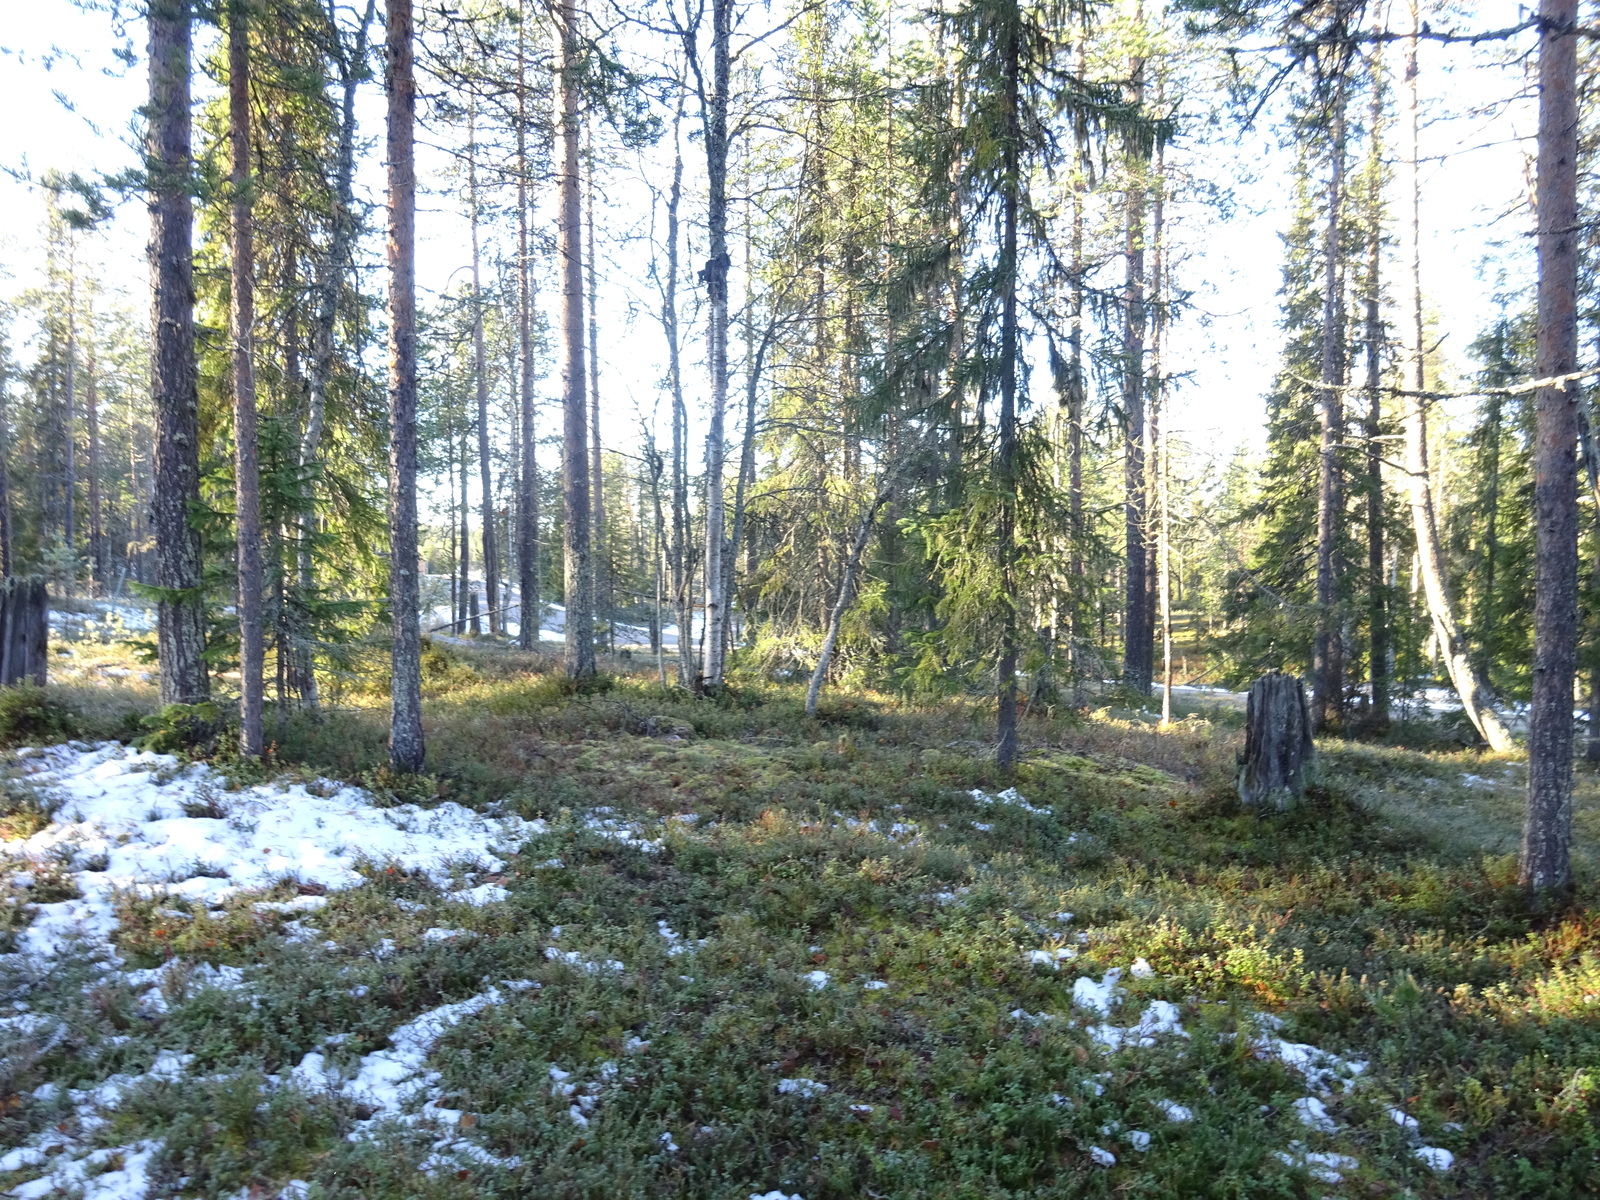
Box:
xmin=0 ymin=0 xmax=1542 ymax=493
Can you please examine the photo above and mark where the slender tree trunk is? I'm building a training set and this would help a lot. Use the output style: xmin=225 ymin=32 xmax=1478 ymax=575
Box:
xmin=0 ymin=341 xmax=10 ymax=578
xmin=585 ymin=118 xmax=607 ymax=653
xmin=296 ymin=0 xmax=370 ymax=710
xmin=86 ymin=326 xmax=105 ymax=593
xmin=699 ymin=0 xmax=733 ymax=688
xmin=149 ymin=0 xmax=209 ymax=705
xmin=1121 ymin=34 xmax=1149 ymax=695
xmin=807 ymin=489 xmax=891 ymax=718
xmin=467 ymin=112 xmax=500 ymax=637
xmin=1364 ymin=46 xmax=1388 ymax=726
xmin=461 ymin=424 xmax=476 ymax=633
xmin=556 ymin=0 xmax=595 ymax=678
xmin=1149 ymin=123 xmax=1170 ymax=726
xmin=1067 ymin=42 xmax=1087 ymax=669
xmin=229 ymin=2 xmax=265 ymax=757
xmin=995 ymin=15 xmax=1021 ymax=769
xmin=516 ymin=0 xmax=540 ymax=651
xmin=385 ymin=0 xmax=424 ymax=771
xmin=64 ymin=266 xmax=77 ymax=559
xmin=1313 ymin=82 xmax=1347 ymax=731
xmin=665 ymin=125 xmax=693 ymax=687
xmin=1397 ymin=9 xmax=1514 ymax=753
xmin=1523 ymin=0 xmax=1580 ymax=896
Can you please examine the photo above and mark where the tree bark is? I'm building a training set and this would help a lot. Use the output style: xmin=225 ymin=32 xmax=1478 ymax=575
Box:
xmin=995 ymin=11 xmax=1021 ymax=769
xmin=1313 ymin=81 xmax=1347 ymax=731
xmin=0 ymin=337 xmax=11 ymax=578
xmin=516 ymin=0 xmax=540 ymax=651
xmin=585 ymin=118 xmax=607 ymax=652
xmin=86 ymin=321 xmax=105 ymax=592
xmin=64 ymin=264 xmax=77 ymax=558
xmin=699 ymin=0 xmax=733 ymax=688
xmin=385 ymin=0 xmax=424 ymax=771
xmin=1522 ymin=0 xmax=1580 ymax=896
xmin=229 ymin=1 xmax=265 ymax=757
xmin=663 ymin=102 xmax=693 ymax=688
xmin=148 ymin=0 xmax=209 ymax=706
xmin=1363 ymin=42 xmax=1388 ymax=727
xmin=1398 ymin=9 xmax=1514 ymax=753
xmin=556 ymin=0 xmax=595 ymax=678
xmin=297 ymin=0 xmax=372 ymax=710
xmin=1238 ymin=671 xmax=1315 ymax=808
xmin=1121 ymin=39 xmax=1150 ymax=696
xmin=467 ymin=111 xmax=500 ymax=637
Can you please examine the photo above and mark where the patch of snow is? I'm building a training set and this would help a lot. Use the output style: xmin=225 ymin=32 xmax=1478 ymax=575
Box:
xmin=1089 ymin=1145 xmax=1116 ymax=1167
xmin=862 ymin=979 xmax=889 ymax=990
xmin=4 ymin=742 xmax=543 ymax=960
xmin=802 ymin=969 xmax=830 ymax=990
xmin=1127 ymin=1130 xmax=1151 ymax=1152
xmin=776 ymin=1077 xmax=827 ymax=1098
xmin=446 ymin=881 xmax=509 ymax=905
xmin=1029 ymin=946 xmax=1078 ymax=969
xmin=1129 ymin=957 xmax=1154 ymax=979
xmin=544 ymin=947 xmax=624 ymax=974
xmin=1086 ymin=999 xmax=1188 ymax=1051
xmin=1414 ymin=1146 xmax=1454 ymax=1172
xmin=1072 ymin=969 xmax=1123 ymax=1016
xmin=1155 ymin=1099 xmax=1193 ymax=1123
xmin=1389 ymin=1107 xmax=1419 ymax=1131
xmin=1293 ymin=1096 xmax=1338 ymax=1133
xmin=1276 ymin=1142 xmax=1358 ymax=1184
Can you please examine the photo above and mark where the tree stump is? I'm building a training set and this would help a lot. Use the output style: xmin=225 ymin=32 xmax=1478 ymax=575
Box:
xmin=1238 ymin=671 xmax=1314 ymax=809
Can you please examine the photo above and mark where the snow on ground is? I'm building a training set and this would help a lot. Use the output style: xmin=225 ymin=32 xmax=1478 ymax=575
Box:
xmin=0 ymin=745 xmax=1458 ymax=1192
xmin=0 ymin=743 xmax=552 ymax=1194
xmin=3 ymin=742 xmax=543 ymax=961
xmin=48 ymin=601 xmax=157 ymax=643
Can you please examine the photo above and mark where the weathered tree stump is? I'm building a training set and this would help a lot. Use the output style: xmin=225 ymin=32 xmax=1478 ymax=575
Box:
xmin=0 ymin=576 xmax=47 ymax=688
xmin=1238 ymin=670 xmax=1314 ymax=809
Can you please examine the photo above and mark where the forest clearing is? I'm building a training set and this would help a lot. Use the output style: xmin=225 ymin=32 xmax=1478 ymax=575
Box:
xmin=4 ymin=0 xmax=1600 ymax=1194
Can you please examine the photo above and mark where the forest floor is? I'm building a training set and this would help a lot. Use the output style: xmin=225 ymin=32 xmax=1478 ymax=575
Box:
xmin=1 ymin=633 xmax=1599 ymax=1198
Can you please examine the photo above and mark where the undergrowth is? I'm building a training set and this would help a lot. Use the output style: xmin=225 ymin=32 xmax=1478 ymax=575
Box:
xmin=1 ymin=646 xmax=1598 ymax=1197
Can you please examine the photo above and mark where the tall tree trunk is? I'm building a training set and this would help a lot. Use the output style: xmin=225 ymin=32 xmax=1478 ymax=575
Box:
xmin=1313 ymin=80 xmax=1347 ymax=731
xmin=467 ymin=110 xmax=500 ymax=637
xmin=1150 ymin=120 xmax=1170 ymax=725
xmin=0 ymin=338 xmax=10 ymax=578
xmin=516 ymin=0 xmax=540 ymax=651
xmin=585 ymin=118 xmax=607 ymax=652
xmin=461 ymin=424 xmax=476 ymax=633
xmin=1067 ymin=28 xmax=1087 ymax=667
xmin=663 ymin=103 xmax=692 ymax=688
xmin=297 ymin=0 xmax=371 ymax=710
xmin=64 ymin=265 xmax=77 ymax=559
xmin=148 ymin=0 xmax=209 ymax=706
xmin=699 ymin=0 xmax=733 ymax=688
xmin=995 ymin=13 xmax=1021 ymax=769
xmin=385 ymin=0 xmax=424 ymax=771
xmin=1363 ymin=45 xmax=1388 ymax=727
xmin=1523 ymin=0 xmax=1580 ymax=896
xmin=230 ymin=2 xmax=265 ymax=757
xmin=1121 ymin=34 xmax=1149 ymax=695
xmin=1398 ymin=7 xmax=1514 ymax=753
xmin=86 ymin=323 xmax=105 ymax=593
xmin=556 ymin=0 xmax=595 ymax=678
